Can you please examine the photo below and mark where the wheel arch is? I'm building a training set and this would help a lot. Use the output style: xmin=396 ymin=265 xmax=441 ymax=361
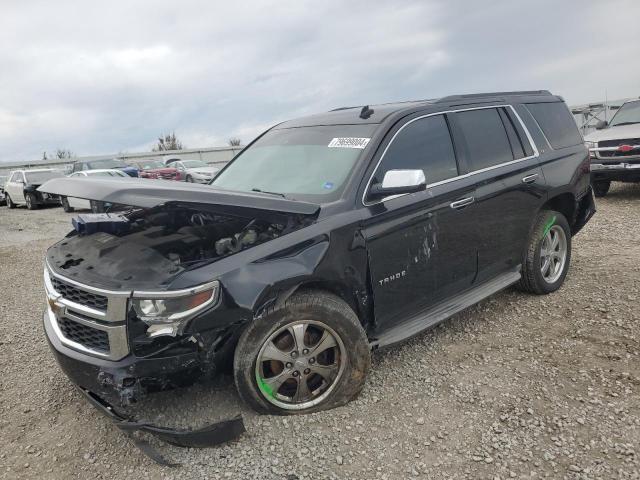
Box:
xmin=280 ymin=280 xmax=372 ymax=328
xmin=539 ymin=191 xmax=576 ymax=228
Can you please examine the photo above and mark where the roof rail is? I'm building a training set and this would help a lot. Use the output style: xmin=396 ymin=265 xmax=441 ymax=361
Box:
xmin=436 ymin=90 xmax=552 ymax=103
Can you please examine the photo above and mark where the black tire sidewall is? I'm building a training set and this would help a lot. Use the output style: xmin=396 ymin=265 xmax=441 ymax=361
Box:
xmin=530 ymin=211 xmax=572 ymax=294
xmin=62 ymin=197 xmax=73 ymax=212
xmin=234 ymin=292 xmax=370 ymax=415
xmin=593 ymin=181 xmax=610 ymax=197
xmin=26 ymin=193 xmax=36 ymax=210
xmin=6 ymin=195 xmax=15 ymax=209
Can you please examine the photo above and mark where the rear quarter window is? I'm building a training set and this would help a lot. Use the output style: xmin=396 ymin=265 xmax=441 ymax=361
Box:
xmin=525 ymin=102 xmax=582 ymax=149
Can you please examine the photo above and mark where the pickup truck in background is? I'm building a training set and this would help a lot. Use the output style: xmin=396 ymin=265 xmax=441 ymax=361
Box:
xmin=584 ymin=98 xmax=640 ymax=197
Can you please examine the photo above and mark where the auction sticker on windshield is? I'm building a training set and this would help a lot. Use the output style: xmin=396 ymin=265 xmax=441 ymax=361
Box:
xmin=328 ymin=137 xmax=371 ymax=149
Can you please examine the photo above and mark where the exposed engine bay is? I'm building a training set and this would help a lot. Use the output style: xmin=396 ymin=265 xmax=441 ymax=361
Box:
xmin=46 ymin=203 xmax=311 ymax=289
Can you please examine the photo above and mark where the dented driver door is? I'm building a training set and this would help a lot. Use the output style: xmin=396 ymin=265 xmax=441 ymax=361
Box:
xmin=363 ymin=181 xmax=478 ymax=333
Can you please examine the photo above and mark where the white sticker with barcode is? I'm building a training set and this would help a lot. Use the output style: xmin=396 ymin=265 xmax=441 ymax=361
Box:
xmin=328 ymin=137 xmax=371 ymax=149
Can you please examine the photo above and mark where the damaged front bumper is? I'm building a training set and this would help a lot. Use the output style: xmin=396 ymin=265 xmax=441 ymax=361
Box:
xmin=80 ymin=387 xmax=244 ymax=449
xmin=43 ymin=307 xmax=246 ymax=451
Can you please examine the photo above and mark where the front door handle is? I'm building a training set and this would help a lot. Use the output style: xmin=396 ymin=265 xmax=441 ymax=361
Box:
xmin=522 ymin=173 xmax=539 ymax=184
xmin=450 ymin=196 xmax=475 ymax=210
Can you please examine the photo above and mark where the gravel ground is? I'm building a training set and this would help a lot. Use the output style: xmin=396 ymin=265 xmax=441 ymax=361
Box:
xmin=0 ymin=184 xmax=639 ymax=480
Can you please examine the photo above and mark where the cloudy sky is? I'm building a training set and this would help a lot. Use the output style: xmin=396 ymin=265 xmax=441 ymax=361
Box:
xmin=1 ymin=0 xmax=639 ymax=163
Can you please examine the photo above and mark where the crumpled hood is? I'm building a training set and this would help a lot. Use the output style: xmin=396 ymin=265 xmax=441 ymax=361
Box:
xmin=37 ymin=176 xmax=320 ymax=215
xmin=584 ymin=123 xmax=640 ymax=142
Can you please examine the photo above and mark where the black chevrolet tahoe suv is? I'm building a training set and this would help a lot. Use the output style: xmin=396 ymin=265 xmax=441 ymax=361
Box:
xmin=40 ymin=91 xmax=595 ymax=426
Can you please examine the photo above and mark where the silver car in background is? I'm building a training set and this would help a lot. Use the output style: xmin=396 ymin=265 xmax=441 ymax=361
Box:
xmin=60 ymin=169 xmax=129 ymax=212
xmin=165 ymin=159 xmax=220 ymax=183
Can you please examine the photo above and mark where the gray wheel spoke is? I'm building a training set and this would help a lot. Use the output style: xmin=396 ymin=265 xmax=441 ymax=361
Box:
xmin=293 ymin=377 xmax=312 ymax=402
xmin=261 ymin=342 xmax=291 ymax=364
xmin=289 ymin=323 xmax=307 ymax=351
xmin=309 ymin=362 xmax=338 ymax=379
xmin=541 ymin=257 xmax=551 ymax=275
xmin=309 ymin=330 xmax=337 ymax=356
xmin=262 ymin=372 xmax=289 ymax=393
xmin=551 ymin=232 xmax=560 ymax=250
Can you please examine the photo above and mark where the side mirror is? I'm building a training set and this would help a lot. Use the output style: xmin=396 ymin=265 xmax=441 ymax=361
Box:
xmin=595 ymin=120 xmax=608 ymax=130
xmin=369 ymin=169 xmax=426 ymax=199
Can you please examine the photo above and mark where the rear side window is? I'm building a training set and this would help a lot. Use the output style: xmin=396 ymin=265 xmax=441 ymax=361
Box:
xmin=373 ymin=114 xmax=458 ymax=185
xmin=452 ymin=108 xmax=513 ymax=171
xmin=525 ymin=102 xmax=582 ymax=149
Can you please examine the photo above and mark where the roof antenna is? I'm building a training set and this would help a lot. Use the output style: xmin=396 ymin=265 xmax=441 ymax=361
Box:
xmin=360 ymin=105 xmax=374 ymax=119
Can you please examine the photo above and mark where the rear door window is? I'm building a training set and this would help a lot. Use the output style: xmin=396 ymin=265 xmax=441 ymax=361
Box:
xmin=373 ymin=114 xmax=458 ymax=186
xmin=525 ymin=102 xmax=582 ymax=149
xmin=451 ymin=108 xmax=514 ymax=171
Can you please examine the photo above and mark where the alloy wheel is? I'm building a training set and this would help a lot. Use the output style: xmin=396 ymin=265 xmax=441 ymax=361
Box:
xmin=540 ymin=225 xmax=567 ymax=284
xmin=255 ymin=320 xmax=346 ymax=410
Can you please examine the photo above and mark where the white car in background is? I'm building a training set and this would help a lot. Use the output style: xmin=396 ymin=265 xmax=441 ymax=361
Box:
xmin=165 ymin=159 xmax=220 ymax=183
xmin=61 ymin=169 xmax=129 ymax=212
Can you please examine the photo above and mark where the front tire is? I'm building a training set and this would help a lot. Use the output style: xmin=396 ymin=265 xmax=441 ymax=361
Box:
xmin=61 ymin=197 xmax=74 ymax=213
xmin=234 ymin=291 xmax=370 ymax=415
xmin=6 ymin=194 xmax=15 ymax=209
xmin=517 ymin=210 xmax=571 ymax=295
xmin=186 ymin=175 xmax=193 ymax=183
xmin=25 ymin=193 xmax=38 ymax=210
xmin=592 ymin=180 xmax=610 ymax=198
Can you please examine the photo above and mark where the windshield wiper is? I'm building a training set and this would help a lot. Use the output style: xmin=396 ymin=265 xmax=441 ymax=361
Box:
xmin=251 ymin=188 xmax=287 ymax=198
xmin=611 ymin=121 xmax=640 ymax=127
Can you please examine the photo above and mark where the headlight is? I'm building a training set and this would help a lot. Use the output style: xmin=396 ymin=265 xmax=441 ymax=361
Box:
xmin=131 ymin=281 xmax=219 ymax=337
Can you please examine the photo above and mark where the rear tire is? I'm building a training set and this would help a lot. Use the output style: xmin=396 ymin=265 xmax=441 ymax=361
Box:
xmin=517 ymin=210 xmax=571 ymax=295
xmin=61 ymin=197 xmax=74 ymax=213
xmin=6 ymin=194 xmax=15 ymax=209
xmin=26 ymin=193 xmax=38 ymax=210
xmin=592 ymin=180 xmax=610 ymax=198
xmin=234 ymin=291 xmax=370 ymax=415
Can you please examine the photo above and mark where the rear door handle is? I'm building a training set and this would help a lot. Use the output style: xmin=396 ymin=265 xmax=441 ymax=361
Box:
xmin=450 ymin=196 xmax=475 ymax=210
xmin=522 ymin=173 xmax=539 ymax=184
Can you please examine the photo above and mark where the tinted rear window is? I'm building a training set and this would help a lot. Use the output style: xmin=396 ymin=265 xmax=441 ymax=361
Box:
xmin=453 ymin=108 xmax=514 ymax=171
xmin=525 ymin=102 xmax=582 ymax=149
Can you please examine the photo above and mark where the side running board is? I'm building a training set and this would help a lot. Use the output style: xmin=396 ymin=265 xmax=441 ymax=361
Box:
xmin=371 ymin=268 xmax=521 ymax=349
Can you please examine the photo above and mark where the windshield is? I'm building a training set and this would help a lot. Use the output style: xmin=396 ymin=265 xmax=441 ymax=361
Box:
xmin=87 ymin=159 xmax=126 ymax=169
xmin=25 ymin=171 xmax=62 ymax=183
xmin=182 ymin=160 xmax=207 ymax=168
xmin=86 ymin=170 xmax=127 ymax=177
xmin=610 ymin=100 xmax=640 ymax=127
xmin=138 ymin=160 xmax=164 ymax=169
xmin=211 ymin=125 xmax=376 ymax=201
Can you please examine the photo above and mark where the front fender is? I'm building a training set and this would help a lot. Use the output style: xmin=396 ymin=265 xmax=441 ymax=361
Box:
xmin=221 ymin=240 xmax=330 ymax=314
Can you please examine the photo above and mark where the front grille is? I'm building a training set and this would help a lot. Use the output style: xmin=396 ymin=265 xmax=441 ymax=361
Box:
xmin=57 ymin=317 xmax=110 ymax=352
xmin=51 ymin=277 xmax=108 ymax=311
xmin=598 ymin=138 xmax=640 ymax=158
xmin=159 ymin=172 xmax=176 ymax=179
